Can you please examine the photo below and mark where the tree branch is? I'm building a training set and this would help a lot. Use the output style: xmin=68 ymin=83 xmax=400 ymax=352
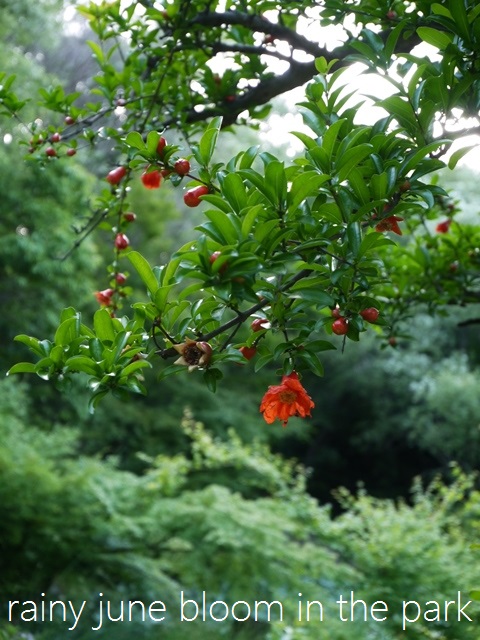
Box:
xmin=190 ymin=10 xmax=323 ymax=57
xmin=157 ymin=264 xmax=316 ymax=360
xmin=161 ymin=58 xmax=317 ymax=129
xmin=158 ymin=11 xmax=422 ymax=130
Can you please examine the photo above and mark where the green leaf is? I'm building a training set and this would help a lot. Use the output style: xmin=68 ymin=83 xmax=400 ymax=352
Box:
xmin=241 ymin=204 xmax=265 ymax=237
xmin=384 ymin=20 xmax=409 ymax=60
xmin=198 ymin=116 xmax=222 ymax=165
xmin=125 ymin=131 xmax=146 ymax=151
xmin=14 ymin=335 xmax=49 ymax=357
xmin=54 ymin=316 xmax=80 ymax=346
xmin=400 ymin=140 xmax=451 ymax=175
xmin=89 ymin=338 xmax=104 ymax=362
xmin=298 ymin=349 xmax=324 ymax=376
xmin=127 ymin=251 xmax=159 ymax=296
xmin=203 ymin=367 xmax=223 ymax=392
xmin=322 ymin=119 xmax=347 ymax=160
xmin=238 ymin=145 xmax=259 ymax=169
xmin=379 ymin=95 xmax=418 ymax=132
xmin=265 ymin=161 xmax=288 ymax=208
xmin=60 ymin=307 xmax=78 ymax=322
xmin=154 ymin=284 xmax=176 ymax=311
xmin=7 ymin=362 xmax=37 ymax=375
xmin=416 ymin=27 xmax=453 ymax=50
xmin=431 ymin=3 xmax=453 ymax=19
xmin=64 ymin=356 xmax=100 ymax=376
xmin=288 ymin=171 xmax=330 ymax=212
xmin=447 ymin=145 xmax=477 ymax=170
xmin=448 ymin=0 xmax=471 ymax=43
xmin=88 ymin=389 xmax=109 ymax=414
xmin=146 ymin=130 xmax=161 ymax=155
xmin=220 ymin=172 xmax=248 ymax=212
xmin=288 ymin=286 xmax=335 ymax=307
xmin=204 ymin=210 xmax=240 ymax=244
xmin=254 ymin=352 xmax=274 ymax=372
xmin=358 ymin=232 xmax=394 ymax=258
xmin=347 ymin=222 xmax=362 ymax=257
xmin=370 ymin=172 xmax=389 ymax=201
xmin=93 ymin=309 xmax=115 ymax=343
xmin=120 ymin=359 xmax=152 ymax=378
xmin=335 ymin=144 xmax=374 ymax=182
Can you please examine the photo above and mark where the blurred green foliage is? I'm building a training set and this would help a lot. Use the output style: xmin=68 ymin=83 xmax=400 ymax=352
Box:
xmin=0 ymin=380 xmax=479 ymax=639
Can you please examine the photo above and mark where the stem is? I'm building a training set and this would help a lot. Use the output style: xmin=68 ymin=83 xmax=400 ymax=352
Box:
xmin=156 ymin=264 xmax=316 ymax=360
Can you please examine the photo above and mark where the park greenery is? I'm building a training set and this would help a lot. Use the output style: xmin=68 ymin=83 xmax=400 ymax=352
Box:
xmin=1 ymin=0 xmax=480 ymax=638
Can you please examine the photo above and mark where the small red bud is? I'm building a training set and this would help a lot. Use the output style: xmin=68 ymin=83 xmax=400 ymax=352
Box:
xmin=141 ymin=168 xmax=162 ymax=189
xmin=240 ymin=346 xmax=257 ymax=360
xmin=123 ymin=211 xmax=137 ymax=223
xmin=114 ymin=233 xmax=130 ymax=250
xmin=174 ymin=158 xmax=190 ymax=176
xmin=184 ymin=185 xmax=209 ymax=207
xmin=156 ymin=137 xmax=167 ymax=155
xmin=251 ymin=318 xmax=269 ymax=332
xmin=106 ymin=166 xmax=127 ymax=185
xmin=332 ymin=317 xmax=349 ymax=335
xmin=360 ymin=307 xmax=379 ymax=323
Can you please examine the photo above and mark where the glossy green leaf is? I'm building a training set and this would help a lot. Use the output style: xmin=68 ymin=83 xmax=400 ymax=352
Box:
xmin=64 ymin=356 xmax=100 ymax=376
xmin=125 ymin=130 xmax=146 ymax=151
xmin=127 ymin=251 xmax=159 ymax=296
xmin=220 ymin=172 xmax=248 ymax=212
xmin=447 ymin=145 xmax=477 ymax=170
xmin=120 ymin=359 xmax=152 ymax=378
xmin=204 ymin=210 xmax=240 ymax=244
xmin=7 ymin=362 xmax=37 ymax=375
xmin=416 ymin=27 xmax=454 ymax=50
xmin=93 ymin=309 xmax=115 ymax=343
xmin=198 ymin=116 xmax=222 ymax=165
xmin=54 ymin=316 xmax=79 ymax=346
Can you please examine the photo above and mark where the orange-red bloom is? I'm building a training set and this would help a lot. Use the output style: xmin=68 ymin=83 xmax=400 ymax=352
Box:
xmin=260 ymin=371 xmax=315 ymax=427
xmin=436 ymin=219 xmax=451 ymax=233
xmin=95 ymin=288 xmax=114 ymax=306
xmin=375 ymin=215 xmax=403 ymax=235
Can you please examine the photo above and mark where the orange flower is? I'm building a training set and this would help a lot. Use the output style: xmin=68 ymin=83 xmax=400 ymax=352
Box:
xmin=436 ymin=219 xmax=451 ymax=233
xmin=94 ymin=288 xmax=114 ymax=306
xmin=260 ymin=371 xmax=315 ymax=427
xmin=375 ymin=215 xmax=403 ymax=235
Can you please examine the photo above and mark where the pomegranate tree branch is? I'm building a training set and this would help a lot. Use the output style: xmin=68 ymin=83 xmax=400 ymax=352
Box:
xmin=157 ymin=263 xmax=317 ymax=360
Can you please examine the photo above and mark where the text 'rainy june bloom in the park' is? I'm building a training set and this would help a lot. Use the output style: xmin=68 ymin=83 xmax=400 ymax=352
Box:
xmin=173 ymin=338 xmax=212 ymax=371
xmin=260 ymin=371 xmax=315 ymax=427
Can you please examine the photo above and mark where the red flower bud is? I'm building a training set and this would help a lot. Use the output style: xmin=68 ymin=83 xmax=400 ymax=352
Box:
xmin=114 ymin=233 xmax=130 ymax=250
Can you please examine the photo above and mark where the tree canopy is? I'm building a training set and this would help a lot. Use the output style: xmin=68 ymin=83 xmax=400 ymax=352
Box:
xmin=4 ymin=0 xmax=480 ymax=423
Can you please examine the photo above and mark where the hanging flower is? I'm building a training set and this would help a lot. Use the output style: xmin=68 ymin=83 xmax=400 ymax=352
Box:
xmin=94 ymin=288 xmax=114 ymax=306
xmin=260 ymin=371 xmax=315 ymax=427
xmin=173 ymin=338 xmax=212 ymax=371
xmin=375 ymin=215 xmax=403 ymax=236
xmin=436 ymin=219 xmax=451 ymax=233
